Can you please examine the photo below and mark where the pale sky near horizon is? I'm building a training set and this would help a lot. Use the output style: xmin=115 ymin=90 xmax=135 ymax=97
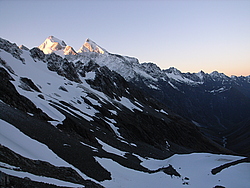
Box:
xmin=0 ymin=0 xmax=249 ymax=76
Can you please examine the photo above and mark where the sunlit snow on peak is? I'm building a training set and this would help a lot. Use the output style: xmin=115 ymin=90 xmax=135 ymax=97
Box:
xmin=77 ymin=38 xmax=107 ymax=54
xmin=38 ymin=36 xmax=76 ymax=56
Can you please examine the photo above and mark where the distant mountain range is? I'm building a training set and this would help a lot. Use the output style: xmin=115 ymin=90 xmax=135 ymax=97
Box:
xmin=0 ymin=36 xmax=249 ymax=187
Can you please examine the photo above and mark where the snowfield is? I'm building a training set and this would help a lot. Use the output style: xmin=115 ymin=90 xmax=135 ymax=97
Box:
xmin=1 ymin=119 xmax=249 ymax=188
xmin=140 ymin=153 xmax=250 ymax=188
xmin=96 ymin=153 xmax=250 ymax=188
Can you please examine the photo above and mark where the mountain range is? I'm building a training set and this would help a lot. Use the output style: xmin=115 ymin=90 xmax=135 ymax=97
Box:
xmin=0 ymin=36 xmax=249 ymax=188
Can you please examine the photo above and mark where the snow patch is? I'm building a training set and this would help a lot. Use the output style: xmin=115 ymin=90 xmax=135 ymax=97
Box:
xmin=160 ymin=109 xmax=168 ymax=115
xmin=118 ymin=97 xmax=143 ymax=112
xmin=148 ymin=84 xmax=160 ymax=90
xmin=104 ymin=118 xmax=121 ymax=137
xmin=80 ymin=142 xmax=98 ymax=151
xmin=208 ymin=87 xmax=229 ymax=93
xmin=109 ymin=110 xmax=118 ymax=115
xmin=97 ymin=138 xmax=127 ymax=158
xmin=168 ymin=81 xmax=179 ymax=90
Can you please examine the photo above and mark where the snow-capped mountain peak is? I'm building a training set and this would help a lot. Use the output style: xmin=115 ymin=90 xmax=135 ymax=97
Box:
xmin=193 ymin=70 xmax=205 ymax=81
xmin=38 ymin=36 xmax=77 ymax=56
xmin=77 ymin=38 xmax=108 ymax=54
xmin=209 ymin=71 xmax=229 ymax=80
xmin=165 ymin=67 xmax=181 ymax=74
xmin=63 ymin=45 xmax=77 ymax=55
xmin=39 ymin=36 xmax=66 ymax=52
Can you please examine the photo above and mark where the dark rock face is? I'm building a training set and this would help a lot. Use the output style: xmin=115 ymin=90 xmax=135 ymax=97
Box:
xmin=30 ymin=47 xmax=45 ymax=61
xmin=30 ymin=48 xmax=81 ymax=83
xmin=20 ymin=77 xmax=41 ymax=92
xmin=45 ymin=53 xmax=81 ymax=83
xmin=75 ymin=59 xmax=100 ymax=77
xmin=86 ymin=66 xmax=130 ymax=100
xmin=0 ymin=38 xmax=24 ymax=62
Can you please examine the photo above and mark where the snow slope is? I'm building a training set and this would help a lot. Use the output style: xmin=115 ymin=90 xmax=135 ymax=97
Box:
xmin=0 ymin=118 xmax=99 ymax=186
xmin=1 ymin=116 xmax=249 ymax=188
xmin=0 ymin=119 xmax=71 ymax=166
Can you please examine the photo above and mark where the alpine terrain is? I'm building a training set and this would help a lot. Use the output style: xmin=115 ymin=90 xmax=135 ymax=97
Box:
xmin=0 ymin=36 xmax=249 ymax=188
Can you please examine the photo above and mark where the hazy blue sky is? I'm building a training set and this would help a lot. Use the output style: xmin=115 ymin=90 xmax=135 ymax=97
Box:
xmin=1 ymin=0 xmax=249 ymax=76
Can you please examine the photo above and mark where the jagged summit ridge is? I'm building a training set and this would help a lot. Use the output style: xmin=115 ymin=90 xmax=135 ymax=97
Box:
xmin=36 ymin=36 xmax=250 ymax=85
